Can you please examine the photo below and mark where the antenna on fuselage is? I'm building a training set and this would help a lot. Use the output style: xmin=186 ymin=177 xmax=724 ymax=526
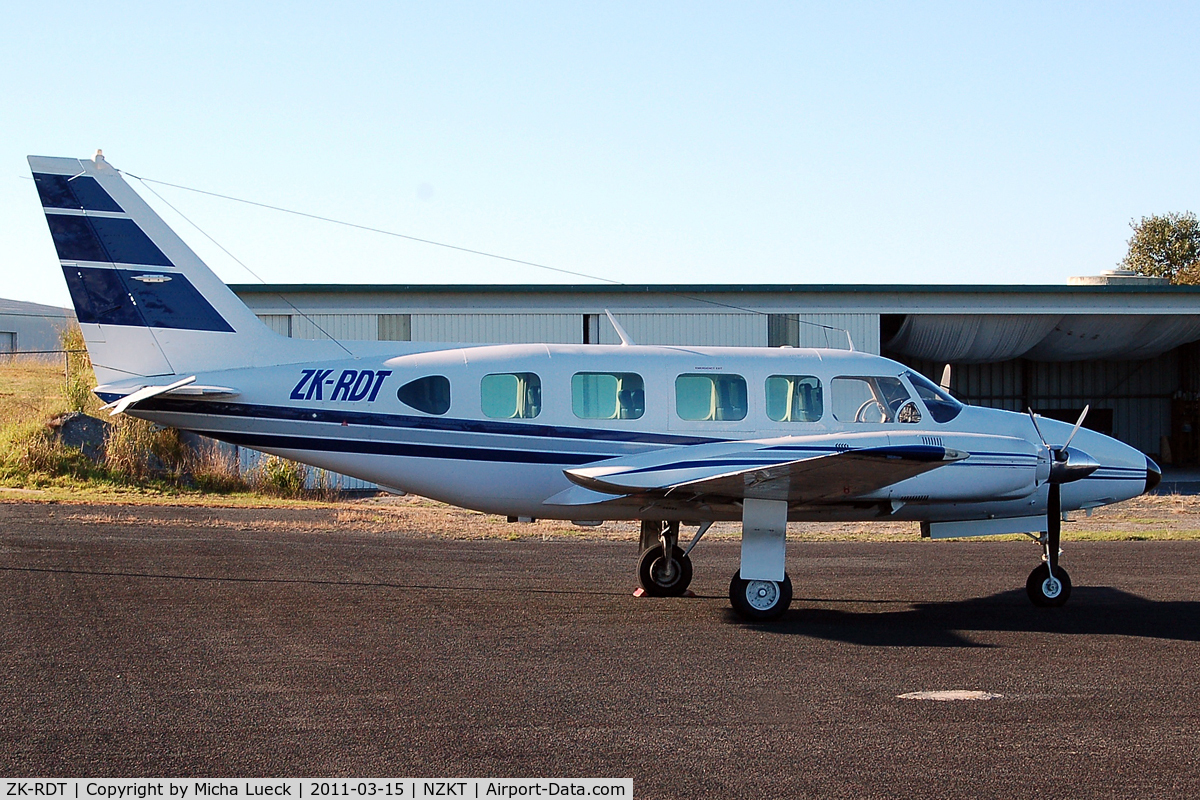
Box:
xmin=605 ymin=310 xmax=635 ymax=346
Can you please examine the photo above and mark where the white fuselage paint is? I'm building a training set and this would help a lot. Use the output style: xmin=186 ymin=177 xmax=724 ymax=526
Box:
xmin=109 ymin=343 xmax=1150 ymax=524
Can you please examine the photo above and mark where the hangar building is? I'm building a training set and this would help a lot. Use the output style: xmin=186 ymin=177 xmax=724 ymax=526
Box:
xmin=231 ymin=275 xmax=1200 ymax=473
xmin=0 ymin=297 xmax=74 ymax=359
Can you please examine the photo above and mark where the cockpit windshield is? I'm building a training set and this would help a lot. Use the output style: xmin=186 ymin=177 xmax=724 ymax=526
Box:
xmin=904 ymin=371 xmax=964 ymax=423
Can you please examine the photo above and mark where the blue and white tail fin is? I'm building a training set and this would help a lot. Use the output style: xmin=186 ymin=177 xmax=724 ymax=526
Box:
xmin=28 ymin=152 xmax=320 ymax=385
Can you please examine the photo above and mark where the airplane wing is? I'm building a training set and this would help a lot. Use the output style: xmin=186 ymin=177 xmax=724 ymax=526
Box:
xmin=654 ymin=446 xmax=965 ymax=503
xmin=558 ymin=434 xmax=966 ymax=505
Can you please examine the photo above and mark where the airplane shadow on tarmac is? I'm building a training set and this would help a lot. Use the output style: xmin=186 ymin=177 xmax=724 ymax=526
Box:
xmin=728 ymin=587 xmax=1200 ymax=648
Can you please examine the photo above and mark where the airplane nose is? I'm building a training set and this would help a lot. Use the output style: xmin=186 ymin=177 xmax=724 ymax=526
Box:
xmin=1144 ymin=456 xmax=1162 ymax=494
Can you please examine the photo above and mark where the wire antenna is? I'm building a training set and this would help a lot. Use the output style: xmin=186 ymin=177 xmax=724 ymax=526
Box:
xmin=126 ymin=172 xmax=855 ymax=349
xmin=129 ymin=176 xmax=355 ymax=357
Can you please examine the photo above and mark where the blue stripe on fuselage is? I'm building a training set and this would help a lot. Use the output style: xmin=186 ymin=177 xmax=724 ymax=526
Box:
xmin=120 ymin=396 xmax=722 ymax=446
xmin=210 ymin=431 xmax=609 ymax=465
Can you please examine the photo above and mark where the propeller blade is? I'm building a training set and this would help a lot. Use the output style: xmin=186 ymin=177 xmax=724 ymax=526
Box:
xmin=1027 ymin=408 xmax=1048 ymax=449
xmin=939 ymin=364 xmax=952 ymax=391
xmin=1047 ymin=482 xmax=1061 ymax=571
xmin=1063 ymin=404 xmax=1090 ymax=451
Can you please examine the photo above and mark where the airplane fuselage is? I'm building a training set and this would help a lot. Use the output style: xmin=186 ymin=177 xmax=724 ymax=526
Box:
xmin=107 ymin=342 xmax=1153 ymax=524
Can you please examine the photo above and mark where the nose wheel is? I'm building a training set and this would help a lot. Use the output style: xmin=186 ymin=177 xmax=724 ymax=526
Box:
xmin=1027 ymin=563 xmax=1071 ymax=607
xmin=729 ymin=572 xmax=793 ymax=620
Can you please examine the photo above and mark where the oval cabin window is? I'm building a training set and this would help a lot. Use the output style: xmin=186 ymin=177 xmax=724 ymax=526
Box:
xmin=397 ymin=375 xmax=451 ymax=415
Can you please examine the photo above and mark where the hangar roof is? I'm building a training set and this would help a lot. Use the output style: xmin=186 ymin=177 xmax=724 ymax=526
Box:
xmin=230 ymin=282 xmax=1200 ymax=314
xmin=0 ymin=297 xmax=74 ymax=318
xmin=230 ymin=283 xmax=1200 ymax=362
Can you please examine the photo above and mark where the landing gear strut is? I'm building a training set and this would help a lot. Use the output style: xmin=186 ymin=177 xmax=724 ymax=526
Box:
xmin=1026 ymin=481 xmax=1072 ymax=608
xmin=636 ymin=521 xmax=693 ymax=597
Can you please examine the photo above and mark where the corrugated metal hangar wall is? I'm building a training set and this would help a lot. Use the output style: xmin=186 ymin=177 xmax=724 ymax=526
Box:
xmin=232 ymin=284 xmax=1200 ymax=483
xmin=254 ymin=309 xmax=879 ymax=352
xmin=891 ymin=350 xmax=1187 ymax=459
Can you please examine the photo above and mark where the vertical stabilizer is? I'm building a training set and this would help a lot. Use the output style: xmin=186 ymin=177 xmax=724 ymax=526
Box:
xmin=28 ymin=153 xmax=322 ymax=384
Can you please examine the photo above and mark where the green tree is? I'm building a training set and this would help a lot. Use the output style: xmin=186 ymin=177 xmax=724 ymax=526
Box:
xmin=1119 ymin=211 xmax=1200 ymax=285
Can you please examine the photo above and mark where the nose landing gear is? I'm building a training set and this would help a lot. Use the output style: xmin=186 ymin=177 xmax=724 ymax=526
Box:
xmin=1026 ymin=482 xmax=1072 ymax=608
xmin=1027 ymin=562 xmax=1071 ymax=607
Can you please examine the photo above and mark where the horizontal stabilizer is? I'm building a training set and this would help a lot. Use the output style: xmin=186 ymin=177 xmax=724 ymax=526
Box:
xmin=102 ymin=376 xmax=197 ymax=415
xmin=163 ymin=384 xmax=240 ymax=398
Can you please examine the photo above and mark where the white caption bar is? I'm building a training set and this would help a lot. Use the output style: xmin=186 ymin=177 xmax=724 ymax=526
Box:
xmin=3 ymin=780 xmax=634 ymax=800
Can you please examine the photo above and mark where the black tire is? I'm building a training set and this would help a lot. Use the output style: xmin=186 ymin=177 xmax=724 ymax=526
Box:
xmin=729 ymin=571 xmax=793 ymax=621
xmin=1026 ymin=563 xmax=1072 ymax=607
xmin=637 ymin=545 xmax=693 ymax=597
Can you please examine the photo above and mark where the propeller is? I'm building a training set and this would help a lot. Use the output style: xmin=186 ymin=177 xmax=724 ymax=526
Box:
xmin=1027 ymin=405 xmax=1099 ymax=572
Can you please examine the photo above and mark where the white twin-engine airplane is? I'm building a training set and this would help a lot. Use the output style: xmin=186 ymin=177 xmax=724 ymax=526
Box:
xmin=29 ymin=153 xmax=1161 ymax=620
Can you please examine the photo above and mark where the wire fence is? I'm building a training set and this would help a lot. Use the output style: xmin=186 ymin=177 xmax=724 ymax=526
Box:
xmin=0 ymin=348 xmax=90 ymax=391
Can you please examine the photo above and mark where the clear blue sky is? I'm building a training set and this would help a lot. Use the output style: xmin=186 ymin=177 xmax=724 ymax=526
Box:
xmin=4 ymin=1 xmax=1199 ymax=308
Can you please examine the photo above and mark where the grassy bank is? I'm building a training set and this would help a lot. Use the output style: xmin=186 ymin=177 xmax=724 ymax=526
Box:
xmin=0 ymin=330 xmax=335 ymax=503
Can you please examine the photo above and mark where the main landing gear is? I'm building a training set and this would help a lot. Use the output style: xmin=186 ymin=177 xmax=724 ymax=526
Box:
xmin=636 ymin=499 xmax=795 ymax=622
xmin=636 ymin=521 xmax=693 ymax=597
xmin=729 ymin=572 xmax=793 ymax=621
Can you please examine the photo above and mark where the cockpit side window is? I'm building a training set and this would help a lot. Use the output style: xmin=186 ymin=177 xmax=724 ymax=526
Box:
xmin=904 ymin=370 xmax=964 ymax=423
xmin=831 ymin=376 xmax=912 ymax=423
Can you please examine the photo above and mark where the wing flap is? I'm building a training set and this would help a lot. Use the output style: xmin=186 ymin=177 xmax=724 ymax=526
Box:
xmin=565 ymin=442 xmax=966 ymax=504
xmin=667 ymin=446 xmax=966 ymax=503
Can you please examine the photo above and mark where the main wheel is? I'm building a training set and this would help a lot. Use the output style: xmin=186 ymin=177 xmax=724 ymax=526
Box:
xmin=1026 ymin=563 xmax=1072 ymax=607
xmin=729 ymin=572 xmax=793 ymax=621
xmin=637 ymin=545 xmax=693 ymax=597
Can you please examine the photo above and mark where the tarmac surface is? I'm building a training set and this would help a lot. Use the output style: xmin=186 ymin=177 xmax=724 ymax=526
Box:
xmin=2 ymin=504 xmax=1199 ymax=798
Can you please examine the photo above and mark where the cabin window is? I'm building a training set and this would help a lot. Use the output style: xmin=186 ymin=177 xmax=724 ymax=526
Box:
xmin=904 ymin=370 xmax=963 ymax=423
xmin=831 ymin=376 xmax=911 ymax=423
xmin=675 ymin=374 xmax=748 ymax=421
xmin=481 ymin=372 xmax=541 ymax=419
xmin=397 ymin=375 xmax=451 ymax=415
xmin=765 ymin=375 xmax=822 ymax=422
xmin=572 ymin=372 xmax=645 ymax=420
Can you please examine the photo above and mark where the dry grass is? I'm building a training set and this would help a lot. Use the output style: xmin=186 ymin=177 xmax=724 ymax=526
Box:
xmin=0 ymin=358 xmax=70 ymax=428
xmin=104 ymin=416 xmax=190 ymax=482
xmin=3 ymin=491 xmax=1199 ymax=543
xmin=0 ymin=341 xmax=315 ymax=498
